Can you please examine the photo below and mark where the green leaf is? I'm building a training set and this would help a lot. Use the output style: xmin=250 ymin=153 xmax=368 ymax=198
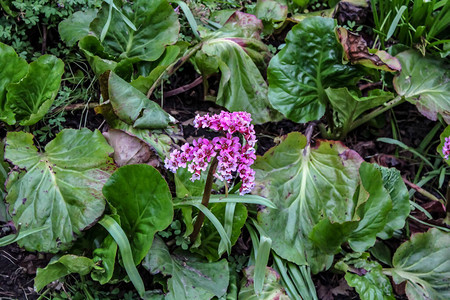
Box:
xmin=254 ymin=0 xmax=288 ymax=34
xmin=373 ymin=164 xmax=410 ymax=239
xmin=79 ymin=35 xmax=118 ymax=76
xmin=90 ymin=0 xmax=179 ymax=61
xmin=389 ymin=228 xmax=450 ymax=300
xmin=267 ymin=16 xmax=360 ymax=123
xmin=0 ymin=42 xmax=28 ymax=125
xmin=108 ymin=72 xmax=173 ymax=129
xmin=191 ymin=203 xmax=247 ymax=261
xmin=195 ymin=12 xmax=280 ymax=124
xmin=326 ymin=88 xmax=393 ymax=138
xmin=438 ymin=125 xmax=450 ymax=165
xmin=394 ymin=50 xmax=450 ymax=124
xmin=6 ymin=55 xmax=64 ymax=126
xmin=35 ymin=255 xmax=96 ymax=292
xmin=335 ymin=253 xmax=395 ymax=300
xmin=254 ymin=132 xmax=363 ymax=273
xmin=143 ymin=236 xmax=229 ymax=300
xmin=238 ymin=266 xmax=289 ymax=300
xmin=58 ymin=9 xmax=98 ymax=47
xmin=99 ymin=214 xmax=145 ymax=297
xmin=5 ymin=129 xmax=114 ymax=252
xmin=102 ymin=164 xmax=173 ymax=265
xmin=90 ymin=227 xmax=118 ymax=284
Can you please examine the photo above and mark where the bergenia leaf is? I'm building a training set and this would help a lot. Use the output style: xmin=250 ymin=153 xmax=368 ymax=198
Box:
xmin=0 ymin=42 xmax=28 ymax=125
xmin=394 ymin=50 xmax=450 ymax=124
xmin=108 ymin=72 xmax=173 ymax=129
xmin=335 ymin=253 xmax=395 ymax=300
xmin=6 ymin=55 xmax=64 ymax=126
xmin=389 ymin=228 xmax=450 ymax=300
xmin=253 ymin=132 xmax=363 ymax=273
xmin=102 ymin=164 xmax=173 ymax=265
xmin=267 ymin=16 xmax=360 ymax=123
xmin=5 ymin=129 xmax=114 ymax=252
xmin=35 ymin=255 xmax=97 ymax=292
xmin=194 ymin=12 xmax=281 ymax=124
xmin=58 ymin=9 xmax=98 ymax=47
xmin=143 ymin=236 xmax=229 ymax=300
xmin=90 ymin=0 xmax=179 ymax=61
xmin=336 ymin=27 xmax=401 ymax=72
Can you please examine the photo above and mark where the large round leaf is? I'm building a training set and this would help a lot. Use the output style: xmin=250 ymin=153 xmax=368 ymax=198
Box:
xmin=254 ymin=132 xmax=363 ymax=273
xmin=394 ymin=50 xmax=450 ymax=124
xmin=6 ymin=55 xmax=64 ymax=126
xmin=5 ymin=129 xmax=114 ymax=252
xmin=390 ymin=228 xmax=450 ymax=299
xmin=90 ymin=0 xmax=179 ymax=61
xmin=0 ymin=42 xmax=28 ymax=125
xmin=102 ymin=164 xmax=173 ymax=265
xmin=267 ymin=16 xmax=360 ymax=123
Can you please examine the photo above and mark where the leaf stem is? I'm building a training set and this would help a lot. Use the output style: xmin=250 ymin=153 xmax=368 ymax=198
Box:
xmin=190 ymin=155 xmax=219 ymax=243
xmin=349 ymin=95 xmax=405 ymax=131
xmin=146 ymin=42 xmax=203 ymax=99
xmin=403 ymin=177 xmax=446 ymax=207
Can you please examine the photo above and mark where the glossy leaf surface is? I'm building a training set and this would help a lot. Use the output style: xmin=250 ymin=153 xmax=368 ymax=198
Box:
xmin=102 ymin=164 xmax=173 ymax=265
xmin=267 ymin=17 xmax=360 ymax=123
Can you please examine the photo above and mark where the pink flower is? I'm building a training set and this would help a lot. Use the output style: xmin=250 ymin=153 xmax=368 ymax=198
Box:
xmin=164 ymin=111 xmax=257 ymax=195
xmin=443 ymin=137 xmax=450 ymax=160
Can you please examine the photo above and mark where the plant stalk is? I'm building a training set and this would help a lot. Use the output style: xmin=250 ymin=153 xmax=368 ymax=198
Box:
xmin=403 ymin=177 xmax=446 ymax=207
xmin=147 ymin=42 xmax=203 ymax=99
xmin=349 ymin=95 xmax=405 ymax=132
xmin=190 ymin=155 xmax=219 ymax=243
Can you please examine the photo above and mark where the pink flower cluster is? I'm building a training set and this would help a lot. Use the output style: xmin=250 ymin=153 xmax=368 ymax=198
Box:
xmin=443 ymin=136 xmax=450 ymax=160
xmin=165 ymin=111 xmax=257 ymax=195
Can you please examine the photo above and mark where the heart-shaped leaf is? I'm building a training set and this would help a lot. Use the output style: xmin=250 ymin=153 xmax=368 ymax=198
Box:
xmin=5 ymin=129 xmax=114 ymax=252
xmin=102 ymin=164 xmax=173 ymax=265
xmin=58 ymin=9 xmax=98 ymax=47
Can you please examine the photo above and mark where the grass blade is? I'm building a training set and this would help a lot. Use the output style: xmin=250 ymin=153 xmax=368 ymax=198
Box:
xmin=174 ymin=194 xmax=275 ymax=208
xmin=218 ymin=203 xmax=236 ymax=256
xmin=254 ymin=236 xmax=272 ymax=296
xmin=100 ymin=1 xmax=113 ymax=42
xmin=191 ymin=203 xmax=231 ymax=254
xmin=99 ymin=215 xmax=145 ymax=298
xmin=377 ymin=137 xmax=433 ymax=167
xmin=172 ymin=0 xmax=200 ymax=40
xmin=387 ymin=5 xmax=407 ymax=40
xmin=0 ymin=224 xmax=49 ymax=247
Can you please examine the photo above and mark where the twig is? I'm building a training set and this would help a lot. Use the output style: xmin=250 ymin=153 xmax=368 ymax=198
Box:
xmin=41 ymin=25 xmax=47 ymax=54
xmin=403 ymin=177 xmax=446 ymax=208
xmin=164 ymin=76 xmax=204 ymax=98
xmin=53 ymin=102 xmax=99 ymax=113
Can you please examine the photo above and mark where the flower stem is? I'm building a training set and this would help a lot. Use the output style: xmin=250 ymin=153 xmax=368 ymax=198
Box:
xmin=190 ymin=156 xmax=219 ymax=243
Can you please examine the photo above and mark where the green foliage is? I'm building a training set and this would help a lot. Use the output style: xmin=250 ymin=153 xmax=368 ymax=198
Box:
xmin=5 ymin=129 xmax=114 ymax=252
xmin=267 ymin=17 xmax=361 ymax=123
xmin=388 ymin=228 xmax=450 ymax=299
xmin=394 ymin=50 xmax=450 ymax=124
xmin=239 ymin=266 xmax=289 ymax=299
xmin=143 ymin=236 xmax=230 ymax=300
xmin=102 ymin=164 xmax=173 ymax=265
xmin=335 ymin=253 xmax=395 ymax=300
